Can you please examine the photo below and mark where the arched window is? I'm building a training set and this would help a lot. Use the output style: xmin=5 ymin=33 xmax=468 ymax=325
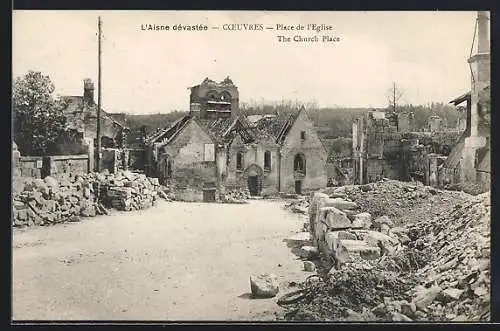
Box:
xmin=220 ymin=91 xmax=232 ymax=102
xmin=236 ymin=152 xmax=243 ymax=171
xmin=264 ymin=151 xmax=271 ymax=171
xmin=294 ymin=154 xmax=306 ymax=174
xmin=206 ymin=90 xmax=219 ymax=102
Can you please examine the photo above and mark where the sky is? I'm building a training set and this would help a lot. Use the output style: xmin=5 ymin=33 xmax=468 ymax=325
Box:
xmin=12 ymin=11 xmax=485 ymax=114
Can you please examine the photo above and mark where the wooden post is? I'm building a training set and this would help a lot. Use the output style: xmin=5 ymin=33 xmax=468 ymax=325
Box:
xmin=96 ymin=16 xmax=102 ymax=172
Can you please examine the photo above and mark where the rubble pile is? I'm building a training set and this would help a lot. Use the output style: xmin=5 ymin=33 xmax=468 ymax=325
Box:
xmin=401 ymin=191 xmax=491 ymax=321
xmin=12 ymin=176 xmax=97 ymax=227
xmin=12 ymin=171 xmax=170 ymax=227
xmin=91 ymin=171 xmax=164 ymax=211
xmin=221 ymin=188 xmax=250 ymax=203
xmin=282 ymin=258 xmax=420 ymax=321
xmin=279 ymin=181 xmax=490 ymax=322
xmin=335 ymin=179 xmax=470 ymax=226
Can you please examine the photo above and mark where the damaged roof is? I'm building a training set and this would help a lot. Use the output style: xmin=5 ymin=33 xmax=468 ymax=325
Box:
xmin=449 ymin=91 xmax=471 ymax=106
xmin=145 ymin=107 xmax=307 ymax=147
xmin=60 ymin=95 xmax=129 ymax=129
xmin=144 ymin=115 xmax=192 ymax=145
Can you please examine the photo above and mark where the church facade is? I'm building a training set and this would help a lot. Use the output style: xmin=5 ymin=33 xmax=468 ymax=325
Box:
xmin=145 ymin=77 xmax=328 ymax=201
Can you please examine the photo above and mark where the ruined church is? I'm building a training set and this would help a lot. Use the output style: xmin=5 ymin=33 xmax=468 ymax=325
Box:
xmin=145 ymin=77 xmax=328 ymax=201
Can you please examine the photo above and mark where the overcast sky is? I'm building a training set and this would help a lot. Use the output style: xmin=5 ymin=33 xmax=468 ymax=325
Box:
xmin=13 ymin=11 xmax=484 ymax=114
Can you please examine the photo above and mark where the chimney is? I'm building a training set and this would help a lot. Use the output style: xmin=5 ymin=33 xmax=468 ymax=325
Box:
xmin=477 ymin=11 xmax=490 ymax=54
xmin=83 ymin=78 xmax=95 ymax=104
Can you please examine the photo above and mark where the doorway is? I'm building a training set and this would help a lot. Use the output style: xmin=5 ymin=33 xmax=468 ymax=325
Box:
xmin=295 ymin=180 xmax=302 ymax=194
xmin=248 ymin=175 xmax=259 ymax=196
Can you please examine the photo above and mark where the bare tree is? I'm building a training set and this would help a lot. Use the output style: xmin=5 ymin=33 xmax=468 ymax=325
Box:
xmin=386 ymin=82 xmax=404 ymax=131
xmin=387 ymin=82 xmax=404 ymax=113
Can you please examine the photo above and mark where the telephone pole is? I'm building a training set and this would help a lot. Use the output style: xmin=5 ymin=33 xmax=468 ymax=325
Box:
xmin=96 ymin=16 xmax=102 ymax=172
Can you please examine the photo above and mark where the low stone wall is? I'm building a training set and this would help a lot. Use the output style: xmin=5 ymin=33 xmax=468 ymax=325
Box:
xmin=45 ymin=154 xmax=89 ymax=179
xmin=15 ymin=154 xmax=90 ymax=180
xmin=308 ymin=188 xmax=406 ymax=268
xmin=18 ymin=156 xmax=44 ymax=178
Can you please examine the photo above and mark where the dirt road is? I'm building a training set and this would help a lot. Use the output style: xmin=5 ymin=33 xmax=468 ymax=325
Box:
xmin=13 ymin=200 xmax=310 ymax=321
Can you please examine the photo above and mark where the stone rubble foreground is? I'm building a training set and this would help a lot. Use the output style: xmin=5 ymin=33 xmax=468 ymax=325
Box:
xmin=12 ymin=170 xmax=171 ymax=227
xmin=281 ymin=180 xmax=490 ymax=322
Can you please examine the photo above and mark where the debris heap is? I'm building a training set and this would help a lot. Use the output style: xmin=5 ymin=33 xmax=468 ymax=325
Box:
xmin=221 ymin=188 xmax=250 ymax=203
xmin=279 ymin=181 xmax=490 ymax=322
xmin=337 ymin=179 xmax=470 ymax=226
xmin=12 ymin=171 xmax=170 ymax=227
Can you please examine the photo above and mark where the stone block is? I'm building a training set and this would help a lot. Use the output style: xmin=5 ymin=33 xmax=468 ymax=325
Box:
xmin=373 ymin=215 xmax=394 ymax=229
xmin=438 ymin=288 xmax=464 ymax=303
xmin=355 ymin=230 xmax=399 ymax=247
xmin=322 ymin=198 xmax=358 ymax=211
xmin=412 ymin=286 xmax=442 ymax=312
xmin=337 ymin=230 xmax=357 ymax=240
xmin=250 ymin=273 xmax=279 ymax=298
xmin=352 ymin=212 xmax=372 ymax=229
xmin=320 ymin=207 xmax=352 ymax=229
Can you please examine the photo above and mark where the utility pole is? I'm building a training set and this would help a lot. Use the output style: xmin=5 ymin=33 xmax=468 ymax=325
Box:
xmin=96 ymin=16 xmax=102 ymax=172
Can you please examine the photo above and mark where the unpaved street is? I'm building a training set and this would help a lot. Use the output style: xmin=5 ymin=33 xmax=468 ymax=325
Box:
xmin=13 ymin=200 xmax=309 ymax=321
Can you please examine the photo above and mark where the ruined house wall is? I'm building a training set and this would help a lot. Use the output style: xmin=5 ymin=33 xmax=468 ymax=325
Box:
xmin=280 ymin=110 xmax=328 ymax=193
xmin=353 ymin=113 xmax=463 ymax=186
xmin=159 ymin=121 xmax=217 ymax=201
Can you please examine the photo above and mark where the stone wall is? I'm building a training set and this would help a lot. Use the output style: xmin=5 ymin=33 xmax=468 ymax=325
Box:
xmin=18 ymin=156 xmax=44 ymax=178
xmin=14 ymin=154 xmax=90 ymax=180
xmin=44 ymin=155 xmax=89 ymax=179
xmin=280 ymin=110 xmax=328 ymax=193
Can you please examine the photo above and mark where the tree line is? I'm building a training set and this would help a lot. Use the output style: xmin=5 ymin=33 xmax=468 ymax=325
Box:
xmin=12 ymin=71 xmax=462 ymax=156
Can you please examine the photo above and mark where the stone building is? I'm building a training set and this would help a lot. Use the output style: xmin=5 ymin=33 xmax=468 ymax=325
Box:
xmin=145 ymin=77 xmax=328 ymax=201
xmin=59 ymin=78 xmax=129 ymax=172
xmin=442 ymin=11 xmax=490 ymax=189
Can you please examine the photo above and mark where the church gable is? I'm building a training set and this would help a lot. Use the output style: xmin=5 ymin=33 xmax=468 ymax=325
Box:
xmin=281 ymin=109 xmax=328 ymax=159
xmin=230 ymin=131 xmax=246 ymax=148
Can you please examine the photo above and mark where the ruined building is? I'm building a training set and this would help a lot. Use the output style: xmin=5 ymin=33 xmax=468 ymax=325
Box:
xmin=352 ymin=12 xmax=490 ymax=190
xmin=444 ymin=11 xmax=490 ymax=190
xmin=59 ymin=78 xmax=130 ymax=172
xmin=352 ymin=110 xmax=461 ymax=186
xmin=145 ymin=77 xmax=328 ymax=201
